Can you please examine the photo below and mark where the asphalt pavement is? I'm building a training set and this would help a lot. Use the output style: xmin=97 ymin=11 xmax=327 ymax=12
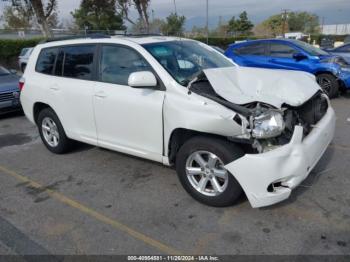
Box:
xmin=0 ymin=96 xmax=349 ymax=255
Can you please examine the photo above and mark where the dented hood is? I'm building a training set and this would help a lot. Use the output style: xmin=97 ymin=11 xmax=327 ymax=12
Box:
xmin=203 ymin=67 xmax=320 ymax=108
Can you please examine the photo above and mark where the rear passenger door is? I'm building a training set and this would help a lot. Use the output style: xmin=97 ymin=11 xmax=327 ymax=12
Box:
xmin=93 ymin=44 xmax=165 ymax=162
xmin=231 ymin=42 xmax=270 ymax=68
xmin=50 ymin=44 xmax=98 ymax=144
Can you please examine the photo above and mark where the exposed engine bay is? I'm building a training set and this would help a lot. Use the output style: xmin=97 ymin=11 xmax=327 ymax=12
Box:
xmin=188 ymin=72 xmax=329 ymax=153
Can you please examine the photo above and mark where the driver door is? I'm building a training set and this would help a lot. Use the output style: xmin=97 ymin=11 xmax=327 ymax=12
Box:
xmin=267 ymin=42 xmax=312 ymax=72
xmin=93 ymin=44 xmax=165 ymax=162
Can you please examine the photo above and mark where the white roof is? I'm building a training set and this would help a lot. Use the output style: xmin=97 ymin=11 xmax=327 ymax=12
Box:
xmin=38 ymin=35 xmax=189 ymax=49
xmin=112 ymin=35 xmax=182 ymax=44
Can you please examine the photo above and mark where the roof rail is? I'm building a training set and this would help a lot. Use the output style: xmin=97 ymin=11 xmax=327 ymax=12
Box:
xmin=39 ymin=33 xmax=111 ymax=44
xmin=124 ymin=33 xmax=163 ymax=37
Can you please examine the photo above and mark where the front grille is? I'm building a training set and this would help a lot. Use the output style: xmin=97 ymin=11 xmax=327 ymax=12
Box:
xmin=0 ymin=92 xmax=14 ymax=102
xmin=296 ymin=92 xmax=328 ymax=126
xmin=281 ymin=92 xmax=328 ymax=142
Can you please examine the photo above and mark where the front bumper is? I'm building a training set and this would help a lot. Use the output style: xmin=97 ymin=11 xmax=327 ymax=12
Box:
xmin=339 ymin=70 xmax=350 ymax=89
xmin=225 ymin=106 xmax=336 ymax=208
xmin=0 ymin=98 xmax=21 ymax=113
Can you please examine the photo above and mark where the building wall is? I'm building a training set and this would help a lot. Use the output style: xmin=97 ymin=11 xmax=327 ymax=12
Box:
xmin=321 ymin=24 xmax=350 ymax=35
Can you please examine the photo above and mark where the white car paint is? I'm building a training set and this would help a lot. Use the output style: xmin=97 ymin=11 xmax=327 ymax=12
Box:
xmin=20 ymin=36 xmax=336 ymax=208
xmin=204 ymin=67 xmax=320 ymax=108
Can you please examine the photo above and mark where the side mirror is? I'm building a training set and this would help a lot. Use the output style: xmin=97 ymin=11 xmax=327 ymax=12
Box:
xmin=10 ymin=69 xmax=17 ymax=74
xmin=293 ymin=53 xmax=308 ymax=61
xmin=128 ymin=71 xmax=158 ymax=88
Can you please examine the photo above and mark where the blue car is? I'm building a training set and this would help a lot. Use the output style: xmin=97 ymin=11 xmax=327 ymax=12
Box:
xmin=326 ymin=43 xmax=350 ymax=64
xmin=225 ymin=39 xmax=350 ymax=98
xmin=0 ymin=66 xmax=21 ymax=113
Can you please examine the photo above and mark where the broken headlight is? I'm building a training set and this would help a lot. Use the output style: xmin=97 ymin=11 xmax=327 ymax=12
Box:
xmin=252 ymin=111 xmax=285 ymax=139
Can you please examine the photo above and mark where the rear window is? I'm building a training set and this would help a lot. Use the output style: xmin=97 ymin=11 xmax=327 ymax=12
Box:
xmin=234 ymin=43 xmax=266 ymax=56
xmin=36 ymin=48 xmax=58 ymax=75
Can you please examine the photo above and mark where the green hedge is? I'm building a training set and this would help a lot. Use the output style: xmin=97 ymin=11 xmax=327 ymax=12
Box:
xmin=0 ymin=38 xmax=42 ymax=62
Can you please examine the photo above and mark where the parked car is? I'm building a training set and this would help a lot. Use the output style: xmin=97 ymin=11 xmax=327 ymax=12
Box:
xmin=319 ymin=37 xmax=334 ymax=50
xmin=0 ymin=66 xmax=21 ymax=113
xmin=20 ymin=36 xmax=335 ymax=208
xmin=18 ymin=47 xmax=33 ymax=72
xmin=326 ymin=43 xmax=350 ymax=64
xmin=225 ymin=39 xmax=350 ymax=98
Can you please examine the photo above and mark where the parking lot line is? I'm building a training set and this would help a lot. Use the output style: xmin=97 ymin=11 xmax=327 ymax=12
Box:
xmin=0 ymin=164 xmax=181 ymax=255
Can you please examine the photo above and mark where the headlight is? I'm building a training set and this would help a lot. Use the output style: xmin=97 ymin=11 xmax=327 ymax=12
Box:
xmin=252 ymin=111 xmax=285 ymax=139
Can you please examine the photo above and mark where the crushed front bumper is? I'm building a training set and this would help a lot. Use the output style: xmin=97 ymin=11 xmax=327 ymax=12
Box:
xmin=225 ymin=106 xmax=336 ymax=208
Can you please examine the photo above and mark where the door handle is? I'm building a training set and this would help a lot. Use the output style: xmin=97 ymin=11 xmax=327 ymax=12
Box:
xmin=50 ymin=85 xmax=60 ymax=91
xmin=95 ymin=91 xmax=107 ymax=98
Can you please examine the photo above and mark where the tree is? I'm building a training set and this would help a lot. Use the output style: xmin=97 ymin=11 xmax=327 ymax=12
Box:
xmin=227 ymin=11 xmax=253 ymax=36
xmin=260 ymin=14 xmax=285 ymax=37
xmin=191 ymin=26 xmax=207 ymax=37
xmin=2 ymin=0 xmax=58 ymax=37
xmin=161 ymin=13 xmax=186 ymax=36
xmin=116 ymin=0 xmax=150 ymax=32
xmin=227 ymin=16 xmax=238 ymax=35
xmin=288 ymin=12 xmax=319 ymax=34
xmin=258 ymin=11 xmax=320 ymax=37
xmin=1 ymin=5 xmax=33 ymax=30
xmin=72 ymin=0 xmax=125 ymax=31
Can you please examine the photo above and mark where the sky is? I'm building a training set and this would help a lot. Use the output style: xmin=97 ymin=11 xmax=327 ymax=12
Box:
xmin=2 ymin=0 xmax=350 ymax=29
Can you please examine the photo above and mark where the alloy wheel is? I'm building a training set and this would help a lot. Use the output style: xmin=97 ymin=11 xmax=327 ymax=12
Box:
xmin=41 ymin=117 xmax=60 ymax=147
xmin=185 ymin=151 xmax=229 ymax=197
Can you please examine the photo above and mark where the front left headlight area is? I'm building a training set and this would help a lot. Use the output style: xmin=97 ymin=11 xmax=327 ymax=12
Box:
xmin=251 ymin=110 xmax=285 ymax=139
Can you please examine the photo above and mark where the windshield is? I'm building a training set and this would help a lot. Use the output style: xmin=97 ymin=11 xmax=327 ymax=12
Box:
xmin=142 ymin=41 xmax=234 ymax=86
xmin=291 ymin=40 xmax=329 ymax=56
xmin=0 ymin=66 xmax=10 ymax=76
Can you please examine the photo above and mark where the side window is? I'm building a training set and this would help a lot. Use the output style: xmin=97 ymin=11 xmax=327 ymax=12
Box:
xmin=99 ymin=45 xmax=152 ymax=86
xmin=269 ymin=43 xmax=297 ymax=58
xmin=234 ymin=43 xmax=266 ymax=56
xmin=54 ymin=50 xmax=64 ymax=76
xmin=62 ymin=45 xmax=95 ymax=80
xmin=36 ymin=48 xmax=58 ymax=75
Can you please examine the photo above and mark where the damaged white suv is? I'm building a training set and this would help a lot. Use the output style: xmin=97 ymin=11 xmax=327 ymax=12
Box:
xmin=20 ymin=36 xmax=336 ymax=208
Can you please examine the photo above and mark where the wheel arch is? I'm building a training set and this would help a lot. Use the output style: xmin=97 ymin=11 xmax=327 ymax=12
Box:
xmin=167 ymin=128 xmax=246 ymax=165
xmin=33 ymin=102 xmax=53 ymax=125
xmin=314 ymin=70 xmax=336 ymax=77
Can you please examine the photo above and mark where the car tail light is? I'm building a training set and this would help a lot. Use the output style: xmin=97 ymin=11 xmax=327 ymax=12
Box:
xmin=19 ymin=78 xmax=25 ymax=91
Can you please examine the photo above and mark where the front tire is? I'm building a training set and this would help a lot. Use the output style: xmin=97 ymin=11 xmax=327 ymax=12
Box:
xmin=37 ymin=108 xmax=72 ymax=154
xmin=175 ymin=136 xmax=244 ymax=207
xmin=316 ymin=73 xmax=339 ymax=98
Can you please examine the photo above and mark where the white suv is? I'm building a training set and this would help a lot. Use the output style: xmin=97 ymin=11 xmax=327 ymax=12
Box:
xmin=20 ymin=36 xmax=336 ymax=208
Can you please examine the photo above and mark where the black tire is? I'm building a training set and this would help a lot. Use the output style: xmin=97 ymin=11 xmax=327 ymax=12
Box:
xmin=316 ymin=73 xmax=339 ymax=98
xmin=175 ymin=136 xmax=244 ymax=207
xmin=37 ymin=108 xmax=72 ymax=154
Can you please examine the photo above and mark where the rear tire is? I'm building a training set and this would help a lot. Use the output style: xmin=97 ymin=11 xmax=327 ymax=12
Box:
xmin=175 ymin=136 xmax=244 ymax=207
xmin=37 ymin=108 xmax=72 ymax=154
xmin=316 ymin=73 xmax=339 ymax=98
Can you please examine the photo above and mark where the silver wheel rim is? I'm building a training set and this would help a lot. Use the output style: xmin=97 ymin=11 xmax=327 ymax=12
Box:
xmin=185 ymin=151 xmax=229 ymax=197
xmin=317 ymin=76 xmax=332 ymax=94
xmin=42 ymin=117 xmax=60 ymax=147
